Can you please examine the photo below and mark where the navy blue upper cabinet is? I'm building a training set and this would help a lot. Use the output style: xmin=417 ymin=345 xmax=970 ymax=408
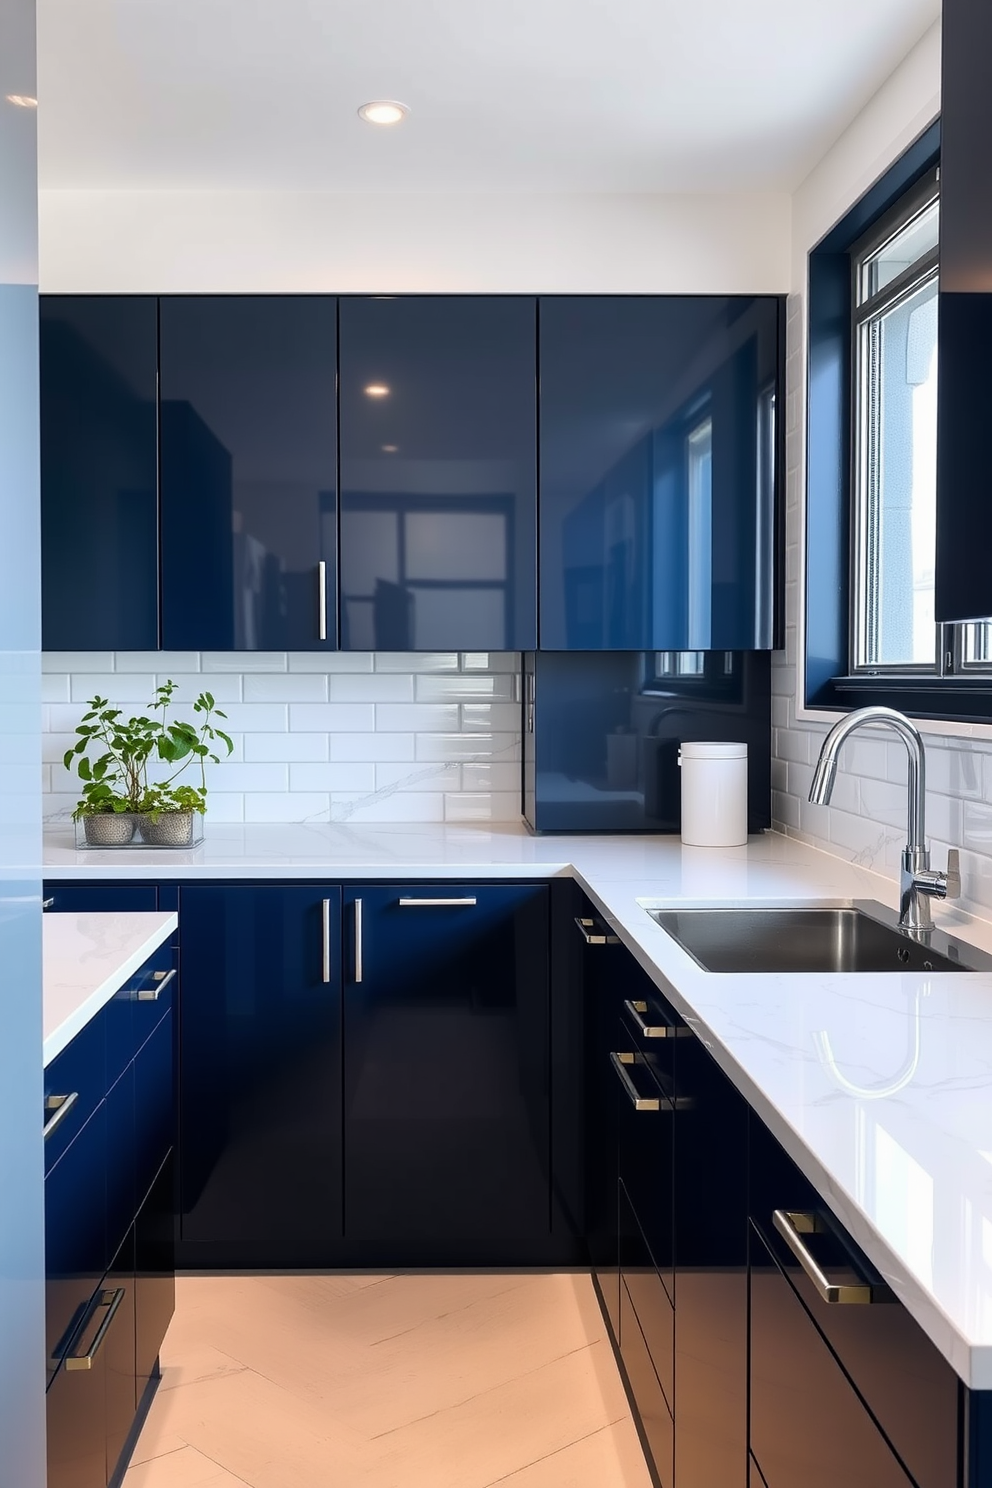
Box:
xmin=539 ymin=296 xmax=781 ymax=650
xmin=159 ymin=296 xmax=337 ymax=650
xmin=40 ymin=297 xmax=159 ymax=651
xmin=338 ymin=296 xmax=537 ymax=650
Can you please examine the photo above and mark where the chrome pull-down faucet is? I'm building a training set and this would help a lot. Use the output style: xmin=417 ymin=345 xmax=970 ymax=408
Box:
xmin=808 ymin=705 xmax=960 ymax=933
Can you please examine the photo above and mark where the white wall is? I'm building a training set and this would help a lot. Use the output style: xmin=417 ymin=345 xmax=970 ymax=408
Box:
xmin=38 ymin=189 xmax=791 ymax=294
xmin=767 ymin=23 xmax=992 ymax=916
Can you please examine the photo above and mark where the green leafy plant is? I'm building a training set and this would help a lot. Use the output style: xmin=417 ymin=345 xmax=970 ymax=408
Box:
xmin=64 ymin=681 xmax=234 ymax=821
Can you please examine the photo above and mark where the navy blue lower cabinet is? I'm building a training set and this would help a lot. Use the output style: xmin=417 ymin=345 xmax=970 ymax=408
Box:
xmin=46 ymin=1338 xmax=108 ymax=1488
xmin=617 ymin=1224 xmax=675 ymax=1488
xmin=43 ymin=884 xmax=160 ymax=915
xmin=177 ymin=884 xmax=343 ymax=1266
xmin=673 ymin=1015 xmax=748 ymax=1488
xmin=45 ymin=1102 xmax=109 ymax=1389
xmin=134 ymin=1152 xmax=175 ymax=1410
xmin=103 ymin=1231 xmax=137 ymax=1482
xmin=748 ymin=1112 xmax=958 ymax=1488
xmin=341 ymin=884 xmax=550 ymax=1264
xmin=581 ymin=910 xmax=622 ymax=1340
xmin=748 ymin=1219 xmax=913 ymax=1487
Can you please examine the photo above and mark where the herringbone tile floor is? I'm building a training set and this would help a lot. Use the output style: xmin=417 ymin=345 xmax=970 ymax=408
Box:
xmin=123 ymin=1272 xmax=651 ymax=1488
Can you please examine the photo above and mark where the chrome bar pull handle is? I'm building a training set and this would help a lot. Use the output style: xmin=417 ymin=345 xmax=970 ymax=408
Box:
xmin=354 ymin=898 xmax=363 ymax=983
xmin=317 ymin=561 xmax=328 ymax=641
xmin=610 ymin=1052 xmax=661 ymax=1111
xmin=574 ymin=916 xmax=618 ymax=945
xmin=321 ymin=898 xmax=332 ymax=984
xmin=772 ymin=1210 xmax=880 ymax=1305
xmin=42 ymin=897 xmax=55 ymax=910
xmin=43 ymin=1091 xmax=79 ymax=1142
xmin=135 ymin=968 xmax=176 ymax=1001
xmin=65 ymin=1289 xmax=126 ymax=1370
xmin=398 ymin=897 xmax=477 ymax=908
xmin=624 ymin=998 xmax=685 ymax=1039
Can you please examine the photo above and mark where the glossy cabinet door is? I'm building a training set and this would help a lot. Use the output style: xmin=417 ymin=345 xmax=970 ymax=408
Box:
xmin=160 ymin=296 xmax=337 ymax=650
xmin=134 ymin=1153 xmax=175 ymax=1408
xmin=749 ymin=1220 xmax=914 ymax=1488
xmin=177 ymin=885 xmax=343 ymax=1265
xmin=342 ymin=884 xmax=549 ymax=1262
xmin=539 ymin=296 xmax=781 ymax=650
xmin=40 ymin=296 xmax=159 ymax=651
xmin=338 ymin=296 xmax=537 ymax=650
xmin=674 ymin=1019 xmax=748 ymax=1488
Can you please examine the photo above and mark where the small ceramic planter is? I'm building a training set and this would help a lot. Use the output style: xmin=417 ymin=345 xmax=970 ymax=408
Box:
xmin=75 ymin=811 xmax=204 ymax=850
xmin=81 ymin=813 xmax=138 ymax=847
xmin=138 ymin=811 xmax=201 ymax=847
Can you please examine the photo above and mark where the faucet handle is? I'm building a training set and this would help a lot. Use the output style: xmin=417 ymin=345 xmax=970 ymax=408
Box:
xmin=945 ymin=848 xmax=961 ymax=899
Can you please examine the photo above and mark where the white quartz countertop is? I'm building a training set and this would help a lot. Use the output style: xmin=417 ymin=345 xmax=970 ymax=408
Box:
xmin=42 ymin=821 xmax=992 ymax=1388
xmin=43 ymin=911 xmax=177 ymax=1067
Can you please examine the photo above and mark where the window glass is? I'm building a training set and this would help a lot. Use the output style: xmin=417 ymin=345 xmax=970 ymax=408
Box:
xmin=859 ymin=199 xmax=939 ymax=302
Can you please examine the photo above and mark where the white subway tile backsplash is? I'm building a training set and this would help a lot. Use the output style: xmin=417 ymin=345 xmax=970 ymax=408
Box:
xmin=328 ymin=674 xmax=415 ymax=703
xmin=245 ymin=732 xmax=329 ymax=763
xmin=70 ymin=673 xmax=155 ymax=702
xmin=289 ymin=702 xmax=376 ymax=733
xmin=244 ymin=673 xmax=328 ymax=702
xmin=329 ymin=732 xmax=416 ymax=763
xmin=289 ymin=763 xmax=377 ymax=794
xmin=288 ymin=651 xmax=374 ymax=673
xmin=42 ymin=651 xmax=523 ymax=825
xmin=374 ymin=703 xmax=460 ymax=733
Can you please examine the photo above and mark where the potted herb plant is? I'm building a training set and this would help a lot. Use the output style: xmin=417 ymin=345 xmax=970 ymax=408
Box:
xmin=64 ymin=681 xmax=233 ymax=847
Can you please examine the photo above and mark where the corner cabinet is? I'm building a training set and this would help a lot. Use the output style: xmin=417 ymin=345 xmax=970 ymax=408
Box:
xmin=338 ymin=296 xmax=538 ymax=651
xmin=40 ymin=296 xmax=159 ymax=652
xmin=159 ymin=296 xmax=338 ymax=651
xmin=539 ymin=296 xmax=782 ymax=650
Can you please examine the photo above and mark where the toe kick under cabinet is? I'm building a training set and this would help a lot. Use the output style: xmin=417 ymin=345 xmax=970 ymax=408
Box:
xmin=173 ymin=880 xmax=571 ymax=1269
xmin=45 ymin=948 xmax=176 ymax=1488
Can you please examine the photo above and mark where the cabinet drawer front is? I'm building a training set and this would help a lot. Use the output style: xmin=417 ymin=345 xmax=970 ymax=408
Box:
xmin=45 ymin=1103 xmax=108 ymax=1387
xmin=615 ymin=1027 xmax=674 ymax=1291
xmin=620 ymin=1276 xmax=675 ymax=1488
xmin=43 ymin=884 xmax=159 ymax=914
xmin=135 ymin=1152 xmax=176 ymax=1400
xmin=130 ymin=954 xmax=176 ymax=1050
xmin=46 ymin=1348 xmax=108 ymax=1488
xmin=45 ymin=1011 xmax=105 ymax=1177
xmin=750 ymin=1222 xmax=914 ymax=1488
xmin=133 ymin=1013 xmax=174 ymax=1213
xmin=619 ymin=1179 xmax=674 ymax=1413
xmin=751 ymin=1116 xmax=958 ymax=1488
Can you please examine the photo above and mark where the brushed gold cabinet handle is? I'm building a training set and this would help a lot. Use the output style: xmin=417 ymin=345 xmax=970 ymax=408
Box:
xmin=772 ymin=1210 xmax=880 ymax=1305
xmin=135 ymin=967 xmax=177 ymax=1001
xmin=65 ymin=1289 xmax=126 ymax=1370
xmin=575 ymin=916 xmax=618 ymax=945
xmin=43 ymin=1091 xmax=78 ymax=1142
xmin=610 ymin=1052 xmax=662 ymax=1111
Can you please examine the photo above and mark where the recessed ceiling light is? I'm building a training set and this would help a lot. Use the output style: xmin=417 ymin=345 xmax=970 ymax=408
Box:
xmin=358 ymin=101 xmax=409 ymax=127
xmin=382 ymin=444 xmax=399 ymax=453
xmin=365 ymin=384 xmax=390 ymax=398
xmin=6 ymin=94 xmax=37 ymax=108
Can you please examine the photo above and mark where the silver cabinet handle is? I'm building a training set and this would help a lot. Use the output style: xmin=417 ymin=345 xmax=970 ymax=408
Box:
xmin=322 ymin=898 xmax=332 ymax=984
xmin=398 ymin=897 xmax=477 ymax=907
xmin=135 ymin=968 xmax=176 ymax=1002
xmin=42 ymin=897 xmax=55 ymax=910
xmin=65 ymin=1288 xmax=125 ymax=1371
xmin=317 ymin=561 xmax=328 ymax=641
xmin=610 ymin=1052 xmax=661 ymax=1111
xmin=624 ymin=998 xmax=687 ymax=1039
xmin=354 ymin=898 xmax=363 ymax=983
xmin=772 ymin=1210 xmax=880 ymax=1305
xmin=575 ymin=916 xmax=618 ymax=945
xmin=43 ymin=1091 xmax=79 ymax=1142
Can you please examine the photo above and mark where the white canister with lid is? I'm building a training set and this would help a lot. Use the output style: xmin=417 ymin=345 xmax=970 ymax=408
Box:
xmin=679 ymin=741 xmax=748 ymax=847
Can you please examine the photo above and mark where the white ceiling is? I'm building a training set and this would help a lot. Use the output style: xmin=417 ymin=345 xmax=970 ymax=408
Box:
xmin=36 ymin=0 xmax=939 ymax=194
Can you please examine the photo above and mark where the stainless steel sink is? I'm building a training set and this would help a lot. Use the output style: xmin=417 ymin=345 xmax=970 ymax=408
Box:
xmin=647 ymin=901 xmax=992 ymax=974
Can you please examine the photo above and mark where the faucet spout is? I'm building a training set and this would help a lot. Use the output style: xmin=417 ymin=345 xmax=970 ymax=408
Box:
xmin=808 ymin=705 xmax=956 ymax=932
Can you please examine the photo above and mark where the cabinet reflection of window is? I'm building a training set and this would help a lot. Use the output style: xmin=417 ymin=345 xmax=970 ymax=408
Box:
xmin=686 ymin=417 xmax=713 ymax=648
xmin=341 ymin=496 xmax=512 ymax=650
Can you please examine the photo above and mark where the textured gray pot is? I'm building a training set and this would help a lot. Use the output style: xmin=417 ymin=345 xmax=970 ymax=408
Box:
xmin=83 ymin=813 xmax=136 ymax=846
xmin=139 ymin=811 xmax=196 ymax=847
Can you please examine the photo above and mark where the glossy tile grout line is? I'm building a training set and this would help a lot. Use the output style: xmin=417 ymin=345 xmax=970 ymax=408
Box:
xmin=123 ymin=1272 xmax=652 ymax=1488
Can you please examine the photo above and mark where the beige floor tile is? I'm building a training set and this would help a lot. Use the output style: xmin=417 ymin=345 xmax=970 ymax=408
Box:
xmin=123 ymin=1443 xmax=252 ymax=1487
xmin=127 ymin=1273 xmax=650 ymax=1488
xmin=486 ymin=1419 xmax=655 ymax=1488
xmin=360 ymin=1340 xmax=631 ymax=1488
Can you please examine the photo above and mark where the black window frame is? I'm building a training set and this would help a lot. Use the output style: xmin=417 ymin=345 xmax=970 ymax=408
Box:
xmin=804 ymin=118 xmax=992 ymax=724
